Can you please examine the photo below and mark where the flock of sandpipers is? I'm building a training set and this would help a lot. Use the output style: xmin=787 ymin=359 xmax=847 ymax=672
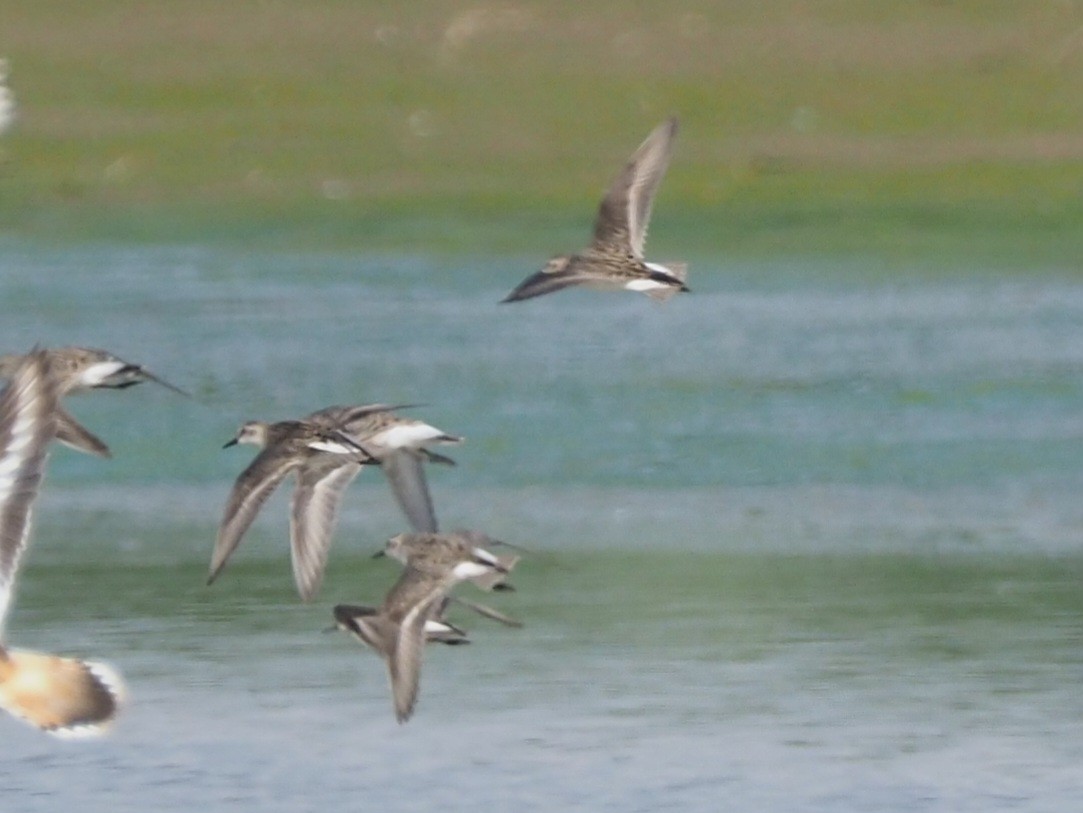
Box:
xmin=0 ymin=117 xmax=689 ymax=735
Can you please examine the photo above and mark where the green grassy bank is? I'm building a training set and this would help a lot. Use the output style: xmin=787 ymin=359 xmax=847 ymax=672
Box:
xmin=3 ymin=1 xmax=1083 ymax=264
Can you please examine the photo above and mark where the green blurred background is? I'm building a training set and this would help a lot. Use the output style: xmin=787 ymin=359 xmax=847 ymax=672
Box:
xmin=4 ymin=1 xmax=1083 ymax=264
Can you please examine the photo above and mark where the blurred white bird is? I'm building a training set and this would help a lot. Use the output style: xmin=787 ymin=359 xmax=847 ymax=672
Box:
xmin=0 ymin=58 xmax=15 ymax=136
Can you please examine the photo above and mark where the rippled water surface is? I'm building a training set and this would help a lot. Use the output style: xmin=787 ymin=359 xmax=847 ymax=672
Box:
xmin=2 ymin=241 xmax=1082 ymax=811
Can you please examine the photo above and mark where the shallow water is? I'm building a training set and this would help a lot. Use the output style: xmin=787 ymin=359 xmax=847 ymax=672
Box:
xmin=1 ymin=241 xmax=1082 ymax=811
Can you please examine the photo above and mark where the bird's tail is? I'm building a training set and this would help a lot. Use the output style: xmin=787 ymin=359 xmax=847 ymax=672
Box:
xmin=657 ymin=261 xmax=687 ymax=283
xmin=645 ymin=261 xmax=689 ymax=302
xmin=470 ymin=553 xmax=521 ymax=592
xmin=0 ymin=648 xmax=126 ymax=738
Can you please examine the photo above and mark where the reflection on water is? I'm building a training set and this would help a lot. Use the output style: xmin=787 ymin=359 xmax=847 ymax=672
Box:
xmin=2 ymin=242 xmax=1082 ymax=811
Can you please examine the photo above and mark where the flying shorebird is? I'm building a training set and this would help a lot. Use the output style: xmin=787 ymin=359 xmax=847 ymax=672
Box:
xmin=306 ymin=403 xmax=462 ymax=534
xmin=334 ymin=597 xmax=471 ymax=647
xmin=207 ymin=419 xmax=378 ymax=601
xmin=0 ymin=346 xmax=187 ymax=459
xmin=332 ymin=536 xmax=510 ymax=723
xmin=335 ymin=591 xmax=523 ymax=645
xmin=373 ymin=530 xmax=524 ymax=628
xmin=0 ymin=348 xmax=126 ymax=737
xmin=376 ymin=530 xmax=520 ymax=593
xmin=501 ymin=117 xmax=688 ymax=303
xmin=0 ymin=58 xmax=15 ymax=137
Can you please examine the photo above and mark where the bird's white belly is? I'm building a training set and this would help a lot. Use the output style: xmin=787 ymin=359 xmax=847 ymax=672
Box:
xmin=625 ymin=278 xmax=670 ymax=292
xmin=77 ymin=361 xmax=126 ymax=388
xmin=367 ymin=422 xmax=443 ymax=450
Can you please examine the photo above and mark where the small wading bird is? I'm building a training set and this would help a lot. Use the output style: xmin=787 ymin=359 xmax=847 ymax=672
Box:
xmin=208 ymin=418 xmax=379 ymax=601
xmin=0 ymin=348 xmax=126 ymax=737
xmin=334 ymin=597 xmax=470 ymax=647
xmin=375 ymin=529 xmax=520 ymax=593
xmin=501 ymin=117 xmax=688 ymax=303
xmin=333 ymin=532 xmax=512 ymax=723
xmin=306 ymin=403 xmax=462 ymax=534
xmin=333 ymin=594 xmax=524 ymax=649
xmin=372 ymin=530 xmax=525 ymax=627
xmin=0 ymin=58 xmax=15 ymax=137
xmin=0 ymin=346 xmax=187 ymax=459
xmin=208 ymin=402 xmax=463 ymax=601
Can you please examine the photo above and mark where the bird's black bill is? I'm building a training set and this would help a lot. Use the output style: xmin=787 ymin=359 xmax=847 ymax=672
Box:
xmin=143 ymin=368 xmax=191 ymax=397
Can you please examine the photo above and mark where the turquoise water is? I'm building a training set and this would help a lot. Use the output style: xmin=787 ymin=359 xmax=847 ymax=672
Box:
xmin=1 ymin=240 xmax=1082 ymax=811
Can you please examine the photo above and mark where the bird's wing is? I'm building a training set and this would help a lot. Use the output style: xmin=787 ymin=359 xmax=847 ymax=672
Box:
xmin=53 ymin=405 xmax=111 ymax=458
xmin=381 ymin=451 xmax=439 ymax=533
xmin=388 ymin=578 xmax=446 ymax=723
xmin=0 ymin=350 xmax=58 ymax=633
xmin=448 ymin=595 xmax=524 ymax=628
xmin=289 ymin=462 xmax=365 ymax=601
xmin=591 ymin=117 xmax=678 ymax=259
xmin=207 ymin=449 xmax=298 ymax=584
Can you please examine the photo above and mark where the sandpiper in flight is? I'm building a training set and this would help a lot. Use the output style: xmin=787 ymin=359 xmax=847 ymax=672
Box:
xmin=333 ymin=534 xmax=510 ymax=722
xmin=0 ymin=348 xmax=126 ymax=737
xmin=376 ymin=529 xmax=520 ymax=593
xmin=501 ymin=117 xmax=688 ymax=303
xmin=372 ymin=530 xmax=524 ymax=627
xmin=307 ymin=403 xmax=462 ymax=534
xmin=208 ymin=418 xmax=378 ymax=601
xmin=334 ymin=597 xmax=471 ymax=647
xmin=0 ymin=345 xmax=187 ymax=459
